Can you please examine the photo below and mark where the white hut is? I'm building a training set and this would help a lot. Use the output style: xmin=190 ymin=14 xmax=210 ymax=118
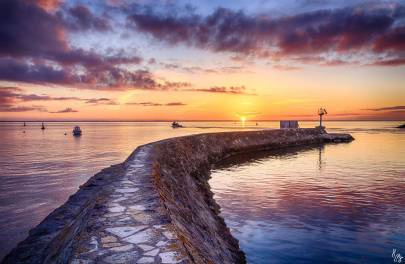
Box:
xmin=280 ymin=120 xmax=299 ymax=129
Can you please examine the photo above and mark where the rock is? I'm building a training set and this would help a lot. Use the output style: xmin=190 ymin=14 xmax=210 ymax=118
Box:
xmin=397 ymin=124 xmax=405 ymax=128
xmin=105 ymin=226 xmax=147 ymax=238
xmin=138 ymin=244 xmax=154 ymax=251
xmin=144 ymin=248 xmax=159 ymax=256
xmin=163 ymin=231 xmax=176 ymax=240
xmin=123 ymin=229 xmax=155 ymax=244
xmin=108 ymin=205 xmax=125 ymax=213
xmin=159 ymin=252 xmax=181 ymax=263
xmin=156 ymin=241 xmax=167 ymax=247
xmin=110 ymin=244 xmax=134 ymax=252
xmin=101 ymin=236 xmax=117 ymax=244
xmin=116 ymin=187 xmax=139 ymax=193
xmin=70 ymin=259 xmax=94 ymax=264
xmin=137 ymin=256 xmax=155 ymax=263
xmin=103 ymin=242 xmax=122 ymax=248
xmin=103 ymin=251 xmax=139 ymax=264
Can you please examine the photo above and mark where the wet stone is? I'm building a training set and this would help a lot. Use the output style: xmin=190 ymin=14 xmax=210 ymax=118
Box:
xmin=110 ymin=244 xmax=134 ymax=252
xmin=129 ymin=212 xmax=153 ymax=224
xmin=108 ymin=205 xmax=125 ymax=213
xmin=105 ymin=212 xmax=122 ymax=218
xmin=101 ymin=236 xmax=117 ymax=244
xmin=103 ymin=242 xmax=122 ymax=248
xmin=112 ymin=197 xmax=127 ymax=203
xmin=103 ymin=251 xmax=139 ymax=264
xmin=123 ymin=228 xmax=155 ymax=244
xmin=163 ymin=231 xmax=176 ymax=240
xmin=69 ymin=145 xmax=188 ymax=263
xmin=145 ymin=248 xmax=159 ymax=257
xmin=156 ymin=241 xmax=167 ymax=247
xmin=116 ymin=188 xmax=139 ymax=193
xmin=129 ymin=205 xmax=146 ymax=211
xmin=159 ymin=252 xmax=181 ymax=264
xmin=105 ymin=226 xmax=147 ymax=238
xmin=70 ymin=259 xmax=94 ymax=264
xmin=137 ymin=256 xmax=155 ymax=263
xmin=138 ymin=244 xmax=154 ymax=251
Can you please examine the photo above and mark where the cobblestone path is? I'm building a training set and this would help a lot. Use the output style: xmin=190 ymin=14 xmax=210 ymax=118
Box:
xmin=69 ymin=145 xmax=189 ymax=264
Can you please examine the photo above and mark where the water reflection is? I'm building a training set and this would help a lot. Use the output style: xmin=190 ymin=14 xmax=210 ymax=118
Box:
xmin=210 ymin=132 xmax=405 ymax=264
xmin=0 ymin=121 xmax=403 ymax=260
xmin=318 ymin=145 xmax=324 ymax=171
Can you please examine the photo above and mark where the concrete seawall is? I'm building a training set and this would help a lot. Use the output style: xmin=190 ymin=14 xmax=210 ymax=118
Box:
xmin=3 ymin=128 xmax=354 ymax=264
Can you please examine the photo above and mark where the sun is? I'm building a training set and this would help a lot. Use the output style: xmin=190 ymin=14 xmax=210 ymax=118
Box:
xmin=241 ymin=116 xmax=246 ymax=122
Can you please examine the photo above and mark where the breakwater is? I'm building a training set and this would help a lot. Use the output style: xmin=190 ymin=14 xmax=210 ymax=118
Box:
xmin=3 ymin=128 xmax=353 ymax=264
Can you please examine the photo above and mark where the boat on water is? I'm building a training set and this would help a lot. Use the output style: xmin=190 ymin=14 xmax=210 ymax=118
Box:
xmin=41 ymin=122 xmax=45 ymax=130
xmin=171 ymin=121 xmax=183 ymax=128
xmin=72 ymin=126 xmax=82 ymax=136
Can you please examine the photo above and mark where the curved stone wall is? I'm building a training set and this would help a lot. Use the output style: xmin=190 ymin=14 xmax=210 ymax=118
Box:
xmin=149 ymin=128 xmax=353 ymax=263
xmin=2 ymin=128 xmax=353 ymax=264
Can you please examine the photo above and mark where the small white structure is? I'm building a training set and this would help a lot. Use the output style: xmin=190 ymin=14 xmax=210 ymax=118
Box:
xmin=280 ymin=120 xmax=299 ymax=129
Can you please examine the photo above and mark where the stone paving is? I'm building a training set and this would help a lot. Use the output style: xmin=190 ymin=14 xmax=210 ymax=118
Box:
xmin=69 ymin=145 xmax=189 ymax=264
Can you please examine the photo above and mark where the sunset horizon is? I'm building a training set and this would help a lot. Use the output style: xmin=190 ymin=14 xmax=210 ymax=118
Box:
xmin=1 ymin=1 xmax=405 ymax=263
xmin=1 ymin=0 xmax=404 ymax=121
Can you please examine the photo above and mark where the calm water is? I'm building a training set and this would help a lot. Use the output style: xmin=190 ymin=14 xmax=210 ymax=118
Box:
xmin=210 ymin=122 xmax=405 ymax=263
xmin=0 ymin=120 xmax=269 ymax=259
xmin=0 ymin=121 xmax=403 ymax=261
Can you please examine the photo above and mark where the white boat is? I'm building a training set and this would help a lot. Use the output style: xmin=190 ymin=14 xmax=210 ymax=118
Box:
xmin=72 ymin=126 xmax=82 ymax=136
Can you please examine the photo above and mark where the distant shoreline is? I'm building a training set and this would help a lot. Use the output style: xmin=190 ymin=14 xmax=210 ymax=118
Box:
xmin=0 ymin=120 xmax=404 ymax=123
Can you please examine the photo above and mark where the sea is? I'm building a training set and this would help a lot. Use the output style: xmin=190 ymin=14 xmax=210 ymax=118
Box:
xmin=0 ymin=121 xmax=404 ymax=262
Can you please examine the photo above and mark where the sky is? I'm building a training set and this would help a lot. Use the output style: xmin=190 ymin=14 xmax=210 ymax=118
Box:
xmin=0 ymin=0 xmax=404 ymax=121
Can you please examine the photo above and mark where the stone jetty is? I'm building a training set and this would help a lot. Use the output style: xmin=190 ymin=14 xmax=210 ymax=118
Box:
xmin=3 ymin=128 xmax=353 ymax=264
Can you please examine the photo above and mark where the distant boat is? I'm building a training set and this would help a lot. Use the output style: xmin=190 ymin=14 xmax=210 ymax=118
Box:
xmin=41 ymin=122 xmax=45 ymax=130
xmin=171 ymin=121 xmax=183 ymax=128
xmin=72 ymin=126 xmax=82 ymax=136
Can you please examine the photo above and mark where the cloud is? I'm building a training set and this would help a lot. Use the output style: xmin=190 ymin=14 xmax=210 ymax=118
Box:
xmin=165 ymin=102 xmax=187 ymax=106
xmin=329 ymin=113 xmax=363 ymax=116
xmin=0 ymin=105 xmax=47 ymax=112
xmin=85 ymin=98 xmax=118 ymax=105
xmin=188 ymin=86 xmax=255 ymax=95
xmin=0 ymin=86 xmax=120 ymax=109
xmin=159 ymin=61 xmax=246 ymax=74
xmin=126 ymin=4 xmax=405 ymax=65
xmin=362 ymin=106 xmax=405 ymax=111
xmin=49 ymin=107 xmax=78 ymax=113
xmin=65 ymin=4 xmax=110 ymax=31
xmin=33 ymin=0 xmax=62 ymax=11
xmin=369 ymin=58 xmax=405 ymax=66
xmin=0 ymin=57 xmax=189 ymax=90
xmin=272 ymin=65 xmax=300 ymax=71
xmin=126 ymin=101 xmax=187 ymax=106
xmin=0 ymin=0 xmax=192 ymax=90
